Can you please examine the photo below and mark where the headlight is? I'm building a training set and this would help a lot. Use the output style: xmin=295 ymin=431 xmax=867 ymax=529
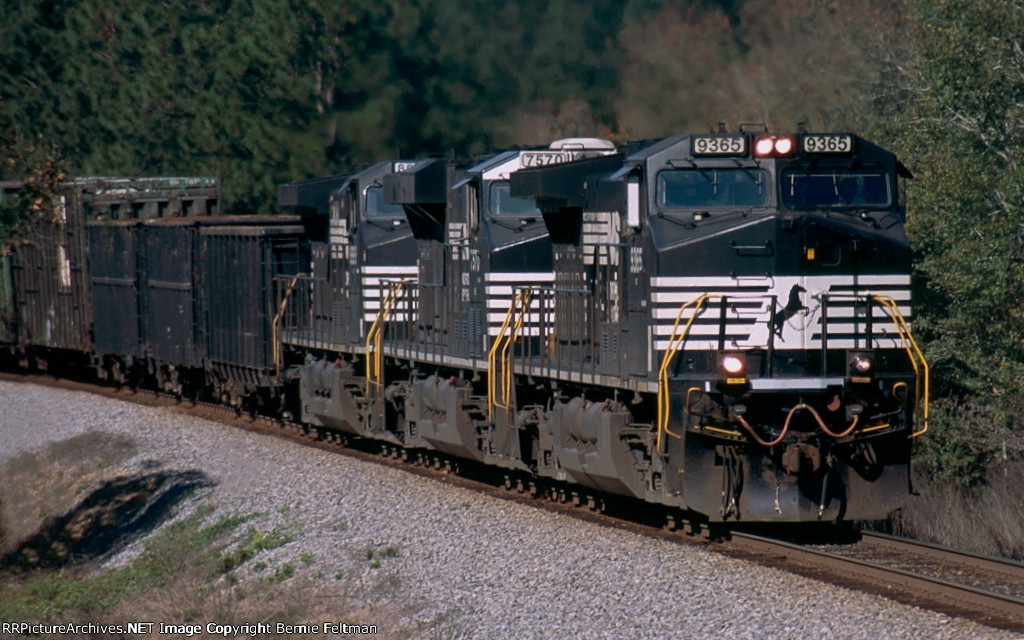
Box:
xmin=721 ymin=354 xmax=745 ymax=375
xmin=774 ymin=137 xmax=794 ymax=154
xmin=853 ymin=355 xmax=872 ymax=373
xmin=847 ymin=351 xmax=875 ymax=381
xmin=720 ymin=353 xmax=748 ymax=385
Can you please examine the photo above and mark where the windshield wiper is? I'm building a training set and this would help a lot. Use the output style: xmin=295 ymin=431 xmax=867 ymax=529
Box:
xmin=731 ymin=160 xmax=764 ymax=194
xmin=657 ymin=211 xmax=693 ymax=228
xmin=695 ymin=169 xmax=719 ymax=194
xmin=488 ymin=216 xmax=523 ymax=232
xmin=364 ymin=218 xmax=404 ymax=231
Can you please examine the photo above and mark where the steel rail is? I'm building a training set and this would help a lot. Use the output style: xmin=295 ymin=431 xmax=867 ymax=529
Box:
xmin=729 ymin=531 xmax=1024 ymax=632
xmin=860 ymin=531 xmax=1024 ymax=583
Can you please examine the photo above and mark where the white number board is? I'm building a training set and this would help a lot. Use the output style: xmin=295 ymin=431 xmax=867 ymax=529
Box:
xmin=803 ymin=135 xmax=853 ymax=153
xmin=692 ymin=135 xmax=747 ymax=156
xmin=520 ymin=151 xmax=579 ymax=168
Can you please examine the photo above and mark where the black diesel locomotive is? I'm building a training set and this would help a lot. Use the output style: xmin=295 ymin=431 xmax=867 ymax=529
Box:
xmin=1 ymin=128 xmax=928 ymax=525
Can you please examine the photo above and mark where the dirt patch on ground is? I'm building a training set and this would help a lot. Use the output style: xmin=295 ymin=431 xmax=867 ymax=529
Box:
xmin=0 ymin=431 xmax=211 ymax=568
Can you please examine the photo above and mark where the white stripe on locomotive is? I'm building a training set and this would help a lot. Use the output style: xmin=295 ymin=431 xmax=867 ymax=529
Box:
xmin=361 ymin=266 xmax=419 ymax=323
xmin=485 ymin=272 xmax=555 ymax=337
xmin=650 ymin=274 xmax=912 ymax=351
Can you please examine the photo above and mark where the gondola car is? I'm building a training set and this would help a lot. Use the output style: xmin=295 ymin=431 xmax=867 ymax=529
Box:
xmin=88 ymin=212 xmax=308 ymax=405
xmin=2 ymin=177 xmax=221 ymax=370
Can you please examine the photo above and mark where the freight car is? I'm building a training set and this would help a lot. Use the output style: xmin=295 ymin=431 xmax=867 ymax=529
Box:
xmin=1 ymin=177 xmax=221 ymax=368
xmin=1 ymin=177 xmax=307 ymax=408
xmin=88 ymin=214 xmax=307 ymax=404
xmin=1 ymin=128 xmax=927 ymax=527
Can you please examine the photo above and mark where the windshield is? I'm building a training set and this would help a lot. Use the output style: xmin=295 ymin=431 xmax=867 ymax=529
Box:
xmin=489 ymin=181 xmax=541 ymax=216
xmin=657 ymin=169 xmax=769 ymax=208
xmin=782 ymin=170 xmax=891 ymax=208
xmin=365 ymin=186 xmax=405 ymax=218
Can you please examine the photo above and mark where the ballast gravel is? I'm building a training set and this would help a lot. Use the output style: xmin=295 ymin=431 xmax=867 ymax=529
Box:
xmin=0 ymin=380 xmax=1014 ymax=639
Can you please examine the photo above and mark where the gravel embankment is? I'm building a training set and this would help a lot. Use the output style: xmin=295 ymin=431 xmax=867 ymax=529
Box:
xmin=0 ymin=380 xmax=1014 ymax=639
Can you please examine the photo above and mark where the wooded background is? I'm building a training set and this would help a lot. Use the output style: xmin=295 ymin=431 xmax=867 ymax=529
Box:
xmin=3 ymin=0 xmax=1023 ymax=490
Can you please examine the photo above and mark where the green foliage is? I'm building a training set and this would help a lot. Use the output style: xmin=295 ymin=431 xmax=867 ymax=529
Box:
xmin=915 ymin=400 xmax=991 ymax=487
xmin=0 ymin=0 xmax=634 ymax=208
xmin=214 ymin=520 xmax=297 ymax=574
xmin=364 ymin=544 xmax=400 ymax=569
xmin=887 ymin=0 xmax=1024 ymax=479
xmin=0 ymin=506 xmax=251 ymax=619
xmin=0 ymin=134 xmax=68 ymax=247
xmin=1 ymin=0 xmax=346 ymax=211
xmin=0 ymin=0 xmax=909 ymax=209
xmin=267 ymin=561 xmax=295 ymax=583
xmin=406 ymin=0 xmax=626 ymax=149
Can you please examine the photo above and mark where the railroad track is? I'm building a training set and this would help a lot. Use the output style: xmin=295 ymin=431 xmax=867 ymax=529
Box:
xmin=720 ymin=531 xmax=1024 ymax=632
xmin=5 ymin=371 xmax=1024 ymax=632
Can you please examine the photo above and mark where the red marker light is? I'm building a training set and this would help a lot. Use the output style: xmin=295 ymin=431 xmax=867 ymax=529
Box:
xmin=774 ymin=137 xmax=794 ymax=154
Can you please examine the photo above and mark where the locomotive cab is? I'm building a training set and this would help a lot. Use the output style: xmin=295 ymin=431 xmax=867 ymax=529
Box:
xmin=450 ymin=141 xmax=613 ymax=359
xmin=326 ymin=160 xmax=420 ymax=347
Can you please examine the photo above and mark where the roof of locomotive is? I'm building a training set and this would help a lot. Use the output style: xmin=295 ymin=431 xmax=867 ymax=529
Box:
xmin=459 ymin=138 xmax=617 ymax=184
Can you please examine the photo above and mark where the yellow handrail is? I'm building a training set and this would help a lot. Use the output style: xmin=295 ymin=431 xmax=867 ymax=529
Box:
xmin=365 ymin=279 xmax=408 ymax=392
xmin=502 ymin=288 xmax=532 ymax=410
xmin=656 ymin=294 xmax=718 ymax=454
xmin=871 ymin=294 xmax=929 ymax=438
xmin=488 ymin=289 xmax=532 ymax=421
xmin=271 ymin=272 xmax=306 ymax=378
